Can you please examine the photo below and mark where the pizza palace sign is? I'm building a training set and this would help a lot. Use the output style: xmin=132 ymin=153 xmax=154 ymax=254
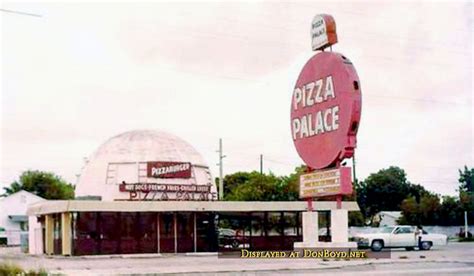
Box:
xmin=292 ymin=14 xmax=362 ymax=198
xmin=292 ymin=75 xmax=339 ymax=140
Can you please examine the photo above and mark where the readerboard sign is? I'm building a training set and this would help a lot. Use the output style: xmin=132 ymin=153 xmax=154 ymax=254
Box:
xmin=299 ymin=167 xmax=352 ymax=198
xmin=147 ymin=161 xmax=192 ymax=178
xmin=119 ymin=183 xmax=216 ymax=201
xmin=290 ymin=52 xmax=361 ymax=169
xmin=311 ymin=14 xmax=338 ymax=51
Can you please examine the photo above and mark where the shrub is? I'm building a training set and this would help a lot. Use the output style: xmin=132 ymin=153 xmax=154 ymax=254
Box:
xmin=0 ymin=262 xmax=47 ymax=276
xmin=0 ymin=262 xmax=23 ymax=276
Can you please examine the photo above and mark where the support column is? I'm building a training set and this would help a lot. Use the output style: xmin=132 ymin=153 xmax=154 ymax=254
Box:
xmin=294 ymin=211 xmax=318 ymax=248
xmin=193 ymin=213 xmax=197 ymax=252
xmin=330 ymin=209 xmax=357 ymax=248
xmin=44 ymin=215 xmax=54 ymax=255
xmin=331 ymin=209 xmax=348 ymax=243
xmin=302 ymin=211 xmax=319 ymax=244
xmin=294 ymin=210 xmax=357 ymax=249
xmin=173 ymin=213 xmax=177 ymax=254
xmin=28 ymin=215 xmax=43 ymax=255
xmin=157 ymin=213 xmax=160 ymax=253
xmin=61 ymin=213 xmax=72 ymax=256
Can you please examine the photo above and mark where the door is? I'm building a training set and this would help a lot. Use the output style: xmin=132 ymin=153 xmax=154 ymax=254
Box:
xmin=389 ymin=226 xmax=416 ymax=247
xmin=176 ymin=213 xmax=194 ymax=252
xmin=159 ymin=213 xmax=175 ymax=253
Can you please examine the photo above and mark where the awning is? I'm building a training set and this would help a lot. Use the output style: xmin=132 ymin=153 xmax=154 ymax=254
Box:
xmin=27 ymin=200 xmax=360 ymax=215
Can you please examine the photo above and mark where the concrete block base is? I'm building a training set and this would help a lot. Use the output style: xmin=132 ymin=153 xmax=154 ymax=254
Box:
xmin=294 ymin=210 xmax=356 ymax=249
xmin=294 ymin=242 xmax=358 ymax=248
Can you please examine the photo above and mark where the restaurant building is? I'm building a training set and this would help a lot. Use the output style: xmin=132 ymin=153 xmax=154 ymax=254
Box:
xmin=27 ymin=130 xmax=358 ymax=256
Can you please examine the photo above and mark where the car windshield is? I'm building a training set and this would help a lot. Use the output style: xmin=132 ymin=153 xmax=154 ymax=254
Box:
xmin=219 ymin=229 xmax=235 ymax=236
xmin=377 ymin=226 xmax=395 ymax=233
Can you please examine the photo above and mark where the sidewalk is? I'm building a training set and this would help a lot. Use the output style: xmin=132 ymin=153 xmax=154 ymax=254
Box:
xmin=1 ymin=243 xmax=473 ymax=275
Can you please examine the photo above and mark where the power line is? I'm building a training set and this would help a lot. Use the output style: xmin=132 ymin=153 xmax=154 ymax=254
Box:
xmin=155 ymin=64 xmax=471 ymax=107
xmin=160 ymin=8 xmax=471 ymax=54
xmin=0 ymin=8 xmax=42 ymax=17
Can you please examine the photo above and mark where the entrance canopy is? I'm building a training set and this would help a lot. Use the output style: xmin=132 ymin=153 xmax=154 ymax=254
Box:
xmin=27 ymin=200 xmax=359 ymax=216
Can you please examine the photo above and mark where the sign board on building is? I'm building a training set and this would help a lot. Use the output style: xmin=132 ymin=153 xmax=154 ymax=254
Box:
xmin=119 ymin=183 xmax=211 ymax=193
xmin=147 ymin=161 xmax=192 ymax=178
xmin=311 ymin=14 xmax=338 ymax=51
xmin=119 ymin=183 xmax=216 ymax=201
xmin=290 ymin=52 xmax=361 ymax=169
xmin=299 ymin=167 xmax=352 ymax=198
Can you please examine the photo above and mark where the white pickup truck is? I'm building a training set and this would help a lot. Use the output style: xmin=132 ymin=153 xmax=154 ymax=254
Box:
xmin=354 ymin=225 xmax=448 ymax=251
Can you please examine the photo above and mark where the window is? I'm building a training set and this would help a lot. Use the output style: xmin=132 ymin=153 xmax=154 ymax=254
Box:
xmin=378 ymin=226 xmax=395 ymax=233
xmin=395 ymin=227 xmax=413 ymax=234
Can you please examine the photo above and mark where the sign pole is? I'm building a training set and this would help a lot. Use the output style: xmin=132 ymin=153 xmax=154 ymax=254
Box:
xmin=336 ymin=195 xmax=342 ymax=209
xmin=307 ymin=197 xmax=313 ymax=211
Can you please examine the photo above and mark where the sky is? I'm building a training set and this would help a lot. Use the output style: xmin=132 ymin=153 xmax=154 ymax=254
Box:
xmin=1 ymin=0 xmax=472 ymax=196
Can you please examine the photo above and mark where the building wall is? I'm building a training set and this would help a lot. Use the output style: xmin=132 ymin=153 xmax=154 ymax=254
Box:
xmin=0 ymin=191 xmax=45 ymax=245
xmin=75 ymin=130 xmax=216 ymax=201
xmin=28 ymin=215 xmax=43 ymax=254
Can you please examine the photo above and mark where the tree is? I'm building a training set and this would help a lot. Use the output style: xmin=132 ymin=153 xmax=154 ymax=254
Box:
xmin=223 ymin=166 xmax=304 ymax=201
xmin=2 ymin=170 xmax=75 ymax=199
xmin=222 ymin=172 xmax=253 ymax=197
xmin=438 ymin=196 xmax=463 ymax=226
xmin=458 ymin=166 xmax=474 ymax=225
xmin=356 ymin=167 xmax=411 ymax=218
xmin=398 ymin=196 xmax=419 ymax=225
xmin=225 ymin=172 xmax=279 ymax=201
xmin=458 ymin=166 xmax=474 ymax=193
xmin=418 ymin=193 xmax=441 ymax=225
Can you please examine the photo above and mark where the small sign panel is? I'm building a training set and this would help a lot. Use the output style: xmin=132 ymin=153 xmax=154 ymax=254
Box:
xmin=299 ymin=167 xmax=352 ymax=198
xmin=118 ymin=183 xmax=217 ymax=201
xmin=147 ymin=161 xmax=192 ymax=178
xmin=120 ymin=183 xmax=211 ymax=193
xmin=311 ymin=14 xmax=338 ymax=51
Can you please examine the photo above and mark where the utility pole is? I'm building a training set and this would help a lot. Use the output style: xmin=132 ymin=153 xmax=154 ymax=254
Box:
xmin=352 ymin=154 xmax=357 ymax=185
xmin=465 ymin=211 xmax=469 ymax=238
xmin=217 ymin=138 xmax=226 ymax=200
xmin=260 ymin=154 xmax=263 ymax=174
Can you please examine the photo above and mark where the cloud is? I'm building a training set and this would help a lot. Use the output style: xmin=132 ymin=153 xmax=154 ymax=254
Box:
xmin=1 ymin=1 xmax=472 ymax=196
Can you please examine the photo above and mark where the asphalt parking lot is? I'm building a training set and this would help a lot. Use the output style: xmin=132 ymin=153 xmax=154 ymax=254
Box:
xmin=1 ymin=242 xmax=473 ymax=275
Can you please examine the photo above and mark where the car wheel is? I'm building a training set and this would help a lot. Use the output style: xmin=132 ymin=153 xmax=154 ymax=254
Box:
xmin=405 ymin=247 xmax=414 ymax=251
xmin=371 ymin=240 xmax=384 ymax=252
xmin=420 ymin=241 xmax=432 ymax=251
xmin=232 ymin=240 xmax=240 ymax=249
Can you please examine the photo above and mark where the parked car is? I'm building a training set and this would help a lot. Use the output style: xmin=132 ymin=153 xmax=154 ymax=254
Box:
xmin=218 ymin=228 xmax=248 ymax=248
xmin=0 ymin=227 xmax=6 ymax=245
xmin=354 ymin=225 xmax=448 ymax=251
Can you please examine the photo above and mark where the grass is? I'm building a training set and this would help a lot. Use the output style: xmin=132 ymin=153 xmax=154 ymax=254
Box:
xmin=458 ymin=236 xmax=474 ymax=242
xmin=0 ymin=262 xmax=48 ymax=276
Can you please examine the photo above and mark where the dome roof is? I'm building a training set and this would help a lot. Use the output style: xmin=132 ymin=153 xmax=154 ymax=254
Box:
xmin=75 ymin=130 xmax=214 ymax=201
xmin=90 ymin=130 xmax=206 ymax=165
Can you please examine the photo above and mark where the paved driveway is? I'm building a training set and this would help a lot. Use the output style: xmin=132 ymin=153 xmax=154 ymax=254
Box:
xmin=1 ymin=242 xmax=473 ymax=275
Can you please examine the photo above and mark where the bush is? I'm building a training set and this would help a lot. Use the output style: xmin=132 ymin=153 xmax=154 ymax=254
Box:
xmin=0 ymin=262 xmax=47 ymax=276
xmin=459 ymin=237 xmax=474 ymax=242
xmin=0 ymin=262 xmax=23 ymax=276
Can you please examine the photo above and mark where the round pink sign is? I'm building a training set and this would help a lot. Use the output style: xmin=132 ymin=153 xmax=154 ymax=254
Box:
xmin=290 ymin=52 xmax=362 ymax=169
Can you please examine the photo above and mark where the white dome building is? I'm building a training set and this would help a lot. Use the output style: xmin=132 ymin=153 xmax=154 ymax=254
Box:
xmin=75 ymin=130 xmax=215 ymax=201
